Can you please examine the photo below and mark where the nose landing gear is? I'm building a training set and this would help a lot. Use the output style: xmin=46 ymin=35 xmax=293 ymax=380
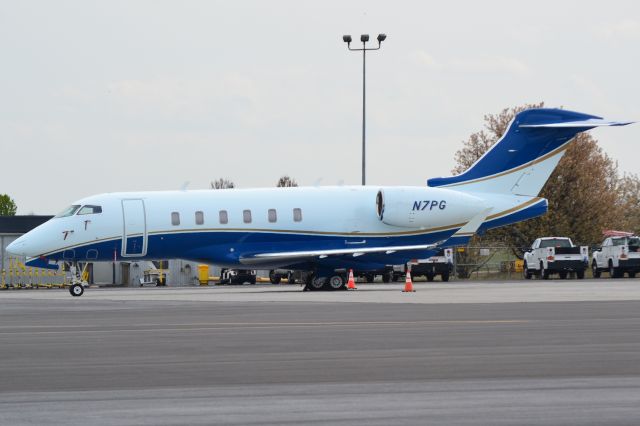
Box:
xmin=68 ymin=262 xmax=89 ymax=297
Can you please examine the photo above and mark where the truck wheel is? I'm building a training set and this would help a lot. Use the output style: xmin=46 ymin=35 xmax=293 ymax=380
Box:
xmin=426 ymin=273 xmax=434 ymax=282
xmin=441 ymin=272 xmax=450 ymax=282
xmin=540 ymin=262 xmax=550 ymax=280
xmin=523 ymin=261 xmax=532 ymax=280
xmin=365 ymin=273 xmax=375 ymax=283
xmin=592 ymin=261 xmax=601 ymax=278
xmin=382 ymin=272 xmax=392 ymax=283
xmin=609 ymin=260 xmax=622 ymax=278
xmin=287 ymin=272 xmax=295 ymax=284
xmin=576 ymin=270 xmax=585 ymax=279
xmin=269 ymin=271 xmax=281 ymax=284
xmin=559 ymin=272 xmax=567 ymax=280
xmin=629 ymin=272 xmax=636 ymax=279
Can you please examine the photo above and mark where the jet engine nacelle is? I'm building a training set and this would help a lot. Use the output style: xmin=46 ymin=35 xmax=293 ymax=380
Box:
xmin=376 ymin=187 xmax=486 ymax=229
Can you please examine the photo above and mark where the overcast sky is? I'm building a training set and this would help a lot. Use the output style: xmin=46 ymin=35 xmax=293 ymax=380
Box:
xmin=1 ymin=0 xmax=639 ymax=214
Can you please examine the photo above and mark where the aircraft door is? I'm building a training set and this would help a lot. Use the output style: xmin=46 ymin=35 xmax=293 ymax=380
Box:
xmin=122 ymin=199 xmax=147 ymax=257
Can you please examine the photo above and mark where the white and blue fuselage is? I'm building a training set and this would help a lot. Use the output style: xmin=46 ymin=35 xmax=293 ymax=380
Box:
xmin=7 ymin=108 xmax=632 ymax=278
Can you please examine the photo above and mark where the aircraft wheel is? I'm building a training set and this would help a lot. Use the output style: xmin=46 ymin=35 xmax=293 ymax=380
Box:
xmin=69 ymin=284 xmax=84 ymax=297
xmin=308 ymin=277 xmax=326 ymax=291
xmin=326 ymin=275 xmax=345 ymax=291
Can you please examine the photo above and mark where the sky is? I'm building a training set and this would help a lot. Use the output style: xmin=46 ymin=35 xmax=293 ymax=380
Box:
xmin=1 ymin=0 xmax=639 ymax=214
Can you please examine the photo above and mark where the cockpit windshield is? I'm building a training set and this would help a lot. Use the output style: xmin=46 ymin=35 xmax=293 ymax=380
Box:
xmin=77 ymin=205 xmax=102 ymax=215
xmin=55 ymin=205 xmax=81 ymax=218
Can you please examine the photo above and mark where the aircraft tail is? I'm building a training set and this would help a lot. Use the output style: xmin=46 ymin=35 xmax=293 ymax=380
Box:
xmin=427 ymin=108 xmax=632 ymax=196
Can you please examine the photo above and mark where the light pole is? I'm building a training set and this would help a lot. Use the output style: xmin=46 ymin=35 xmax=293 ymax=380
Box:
xmin=343 ymin=33 xmax=386 ymax=186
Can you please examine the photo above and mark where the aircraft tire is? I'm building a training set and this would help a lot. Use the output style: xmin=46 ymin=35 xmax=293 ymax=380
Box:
xmin=70 ymin=284 xmax=84 ymax=297
xmin=308 ymin=277 xmax=326 ymax=291
xmin=325 ymin=275 xmax=345 ymax=291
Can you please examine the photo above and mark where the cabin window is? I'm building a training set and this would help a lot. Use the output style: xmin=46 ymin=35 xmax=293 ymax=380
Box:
xmin=219 ymin=210 xmax=228 ymax=224
xmin=195 ymin=211 xmax=204 ymax=225
xmin=171 ymin=212 xmax=180 ymax=226
xmin=243 ymin=209 xmax=252 ymax=223
xmin=77 ymin=205 xmax=102 ymax=215
xmin=293 ymin=208 xmax=302 ymax=222
xmin=268 ymin=209 xmax=277 ymax=223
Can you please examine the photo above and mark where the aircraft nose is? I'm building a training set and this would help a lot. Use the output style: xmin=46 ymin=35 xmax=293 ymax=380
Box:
xmin=6 ymin=238 xmax=26 ymax=256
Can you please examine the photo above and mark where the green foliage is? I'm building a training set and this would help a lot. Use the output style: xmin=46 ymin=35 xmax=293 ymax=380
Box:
xmin=0 ymin=194 xmax=17 ymax=216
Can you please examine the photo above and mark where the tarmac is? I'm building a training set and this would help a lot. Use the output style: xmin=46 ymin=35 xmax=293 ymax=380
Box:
xmin=2 ymin=279 xmax=640 ymax=425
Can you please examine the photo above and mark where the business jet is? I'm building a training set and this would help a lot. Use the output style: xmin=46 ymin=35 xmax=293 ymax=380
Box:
xmin=7 ymin=108 xmax=633 ymax=296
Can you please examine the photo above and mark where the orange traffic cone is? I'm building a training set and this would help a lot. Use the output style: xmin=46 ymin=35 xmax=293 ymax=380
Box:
xmin=347 ymin=269 xmax=357 ymax=290
xmin=402 ymin=270 xmax=415 ymax=292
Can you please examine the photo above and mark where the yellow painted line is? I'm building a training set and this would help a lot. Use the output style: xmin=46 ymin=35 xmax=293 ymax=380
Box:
xmin=0 ymin=320 xmax=530 ymax=335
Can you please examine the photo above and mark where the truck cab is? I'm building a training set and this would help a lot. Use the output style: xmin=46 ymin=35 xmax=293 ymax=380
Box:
xmin=523 ymin=237 xmax=588 ymax=280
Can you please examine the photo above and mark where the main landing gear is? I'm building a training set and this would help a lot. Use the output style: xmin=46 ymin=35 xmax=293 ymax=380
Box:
xmin=303 ymin=273 xmax=348 ymax=291
xmin=68 ymin=261 xmax=89 ymax=297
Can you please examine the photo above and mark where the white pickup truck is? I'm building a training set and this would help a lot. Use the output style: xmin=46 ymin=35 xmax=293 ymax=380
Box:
xmin=592 ymin=235 xmax=640 ymax=278
xmin=523 ymin=237 xmax=588 ymax=279
xmin=408 ymin=248 xmax=454 ymax=282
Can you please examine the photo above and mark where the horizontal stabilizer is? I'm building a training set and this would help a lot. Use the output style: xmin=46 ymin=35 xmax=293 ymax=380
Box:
xmin=520 ymin=119 xmax=633 ymax=128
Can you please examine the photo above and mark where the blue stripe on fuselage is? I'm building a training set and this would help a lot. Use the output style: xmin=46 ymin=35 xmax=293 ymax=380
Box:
xmin=39 ymin=199 xmax=547 ymax=268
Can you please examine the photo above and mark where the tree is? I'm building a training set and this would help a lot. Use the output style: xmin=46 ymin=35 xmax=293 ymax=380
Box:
xmin=615 ymin=173 xmax=640 ymax=233
xmin=276 ymin=176 xmax=298 ymax=187
xmin=0 ymin=194 xmax=17 ymax=216
xmin=210 ymin=178 xmax=235 ymax=189
xmin=452 ymin=103 xmax=625 ymax=254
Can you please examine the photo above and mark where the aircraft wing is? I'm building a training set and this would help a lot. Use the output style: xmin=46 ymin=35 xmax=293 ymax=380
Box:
xmin=241 ymin=207 xmax=493 ymax=266
xmin=240 ymin=242 xmax=443 ymax=265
